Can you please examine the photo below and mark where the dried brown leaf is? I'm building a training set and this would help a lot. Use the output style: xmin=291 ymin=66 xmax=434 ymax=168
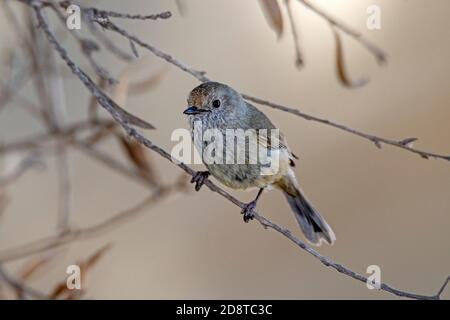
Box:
xmin=259 ymin=0 xmax=284 ymax=38
xmin=49 ymin=282 xmax=68 ymax=299
xmin=50 ymin=244 xmax=112 ymax=300
xmin=118 ymin=136 xmax=159 ymax=185
xmin=333 ymin=27 xmax=369 ymax=88
xmin=80 ymin=243 xmax=112 ymax=272
xmin=112 ymin=64 xmax=159 ymax=184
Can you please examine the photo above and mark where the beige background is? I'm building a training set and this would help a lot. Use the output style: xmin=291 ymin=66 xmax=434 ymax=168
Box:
xmin=0 ymin=0 xmax=449 ymax=299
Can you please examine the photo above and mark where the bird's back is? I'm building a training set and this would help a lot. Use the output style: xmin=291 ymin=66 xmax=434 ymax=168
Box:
xmin=196 ymin=102 xmax=292 ymax=190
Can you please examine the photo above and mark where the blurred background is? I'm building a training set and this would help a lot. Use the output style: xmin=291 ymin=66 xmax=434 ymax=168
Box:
xmin=0 ymin=0 xmax=449 ymax=299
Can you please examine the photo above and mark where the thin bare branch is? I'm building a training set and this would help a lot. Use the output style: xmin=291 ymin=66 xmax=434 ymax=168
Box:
xmin=0 ymin=119 xmax=114 ymax=155
xmin=0 ymin=265 xmax=49 ymax=299
xmin=86 ymin=5 xmax=450 ymax=163
xmin=86 ymin=20 xmax=134 ymax=62
xmin=284 ymin=0 xmax=304 ymax=67
xmin=242 ymin=95 xmax=450 ymax=162
xmin=435 ymin=276 xmax=450 ymax=299
xmin=0 ymin=179 xmax=187 ymax=262
xmin=85 ymin=7 xmax=172 ymax=21
xmin=72 ymin=140 xmax=159 ymax=188
xmin=0 ymin=152 xmax=43 ymax=188
xmin=32 ymin=5 xmax=155 ymax=130
xmin=88 ymin=15 xmax=208 ymax=82
xmin=297 ymin=0 xmax=387 ymax=64
xmin=49 ymin=4 xmax=118 ymax=85
xmin=0 ymin=79 xmax=44 ymax=120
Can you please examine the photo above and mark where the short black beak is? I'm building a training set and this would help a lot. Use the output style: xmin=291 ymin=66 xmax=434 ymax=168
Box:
xmin=183 ymin=106 xmax=210 ymax=115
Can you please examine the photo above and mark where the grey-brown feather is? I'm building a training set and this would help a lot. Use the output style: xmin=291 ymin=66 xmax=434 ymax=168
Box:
xmin=186 ymin=82 xmax=335 ymax=245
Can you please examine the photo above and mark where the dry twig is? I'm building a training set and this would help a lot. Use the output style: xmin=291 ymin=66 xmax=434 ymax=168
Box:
xmin=0 ymin=178 xmax=188 ymax=262
xmin=82 ymin=3 xmax=450 ymax=163
xmin=284 ymin=0 xmax=303 ymax=67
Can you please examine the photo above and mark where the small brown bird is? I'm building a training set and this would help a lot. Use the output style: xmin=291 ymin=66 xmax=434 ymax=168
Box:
xmin=183 ymin=82 xmax=335 ymax=245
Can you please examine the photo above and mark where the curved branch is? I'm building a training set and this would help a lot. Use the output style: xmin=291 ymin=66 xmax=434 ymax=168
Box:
xmin=242 ymin=95 xmax=450 ymax=162
xmin=297 ymin=0 xmax=387 ymax=64
xmin=126 ymin=126 xmax=450 ymax=301
xmin=0 ymin=180 xmax=186 ymax=262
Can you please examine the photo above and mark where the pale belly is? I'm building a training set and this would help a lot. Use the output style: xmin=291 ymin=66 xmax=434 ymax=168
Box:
xmin=190 ymin=119 xmax=291 ymax=190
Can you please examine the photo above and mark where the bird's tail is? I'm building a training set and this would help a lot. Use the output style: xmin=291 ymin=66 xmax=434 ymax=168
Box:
xmin=276 ymin=173 xmax=335 ymax=246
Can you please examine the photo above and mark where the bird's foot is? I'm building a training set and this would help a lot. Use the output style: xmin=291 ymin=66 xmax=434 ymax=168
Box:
xmin=190 ymin=171 xmax=210 ymax=191
xmin=241 ymin=201 xmax=257 ymax=223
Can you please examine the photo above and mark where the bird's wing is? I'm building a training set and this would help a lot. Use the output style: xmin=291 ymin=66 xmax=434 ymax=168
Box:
xmin=257 ymin=131 xmax=298 ymax=166
xmin=246 ymin=102 xmax=298 ymax=166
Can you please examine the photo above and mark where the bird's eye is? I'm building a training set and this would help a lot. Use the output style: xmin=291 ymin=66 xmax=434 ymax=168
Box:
xmin=212 ymin=99 xmax=221 ymax=108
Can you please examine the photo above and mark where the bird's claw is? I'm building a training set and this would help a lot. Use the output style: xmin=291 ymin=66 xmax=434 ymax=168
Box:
xmin=241 ymin=201 xmax=256 ymax=223
xmin=190 ymin=171 xmax=210 ymax=191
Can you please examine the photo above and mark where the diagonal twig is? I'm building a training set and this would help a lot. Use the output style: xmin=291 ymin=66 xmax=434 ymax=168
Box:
xmin=297 ymin=0 xmax=386 ymax=64
xmin=284 ymin=0 xmax=304 ymax=67
xmin=0 ymin=178 xmax=188 ymax=263
xmin=85 ymin=7 xmax=450 ymax=163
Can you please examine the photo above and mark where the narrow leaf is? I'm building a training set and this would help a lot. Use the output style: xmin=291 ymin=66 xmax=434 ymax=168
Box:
xmin=50 ymin=244 xmax=112 ymax=299
xmin=49 ymin=282 xmax=68 ymax=300
xmin=259 ymin=0 xmax=283 ymax=38
xmin=332 ymin=27 xmax=369 ymax=88
xmin=118 ymin=136 xmax=159 ymax=185
xmin=81 ymin=243 xmax=113 ymax=271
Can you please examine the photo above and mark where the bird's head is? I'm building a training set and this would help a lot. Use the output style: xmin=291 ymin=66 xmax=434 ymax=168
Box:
xmin=183 ymin=82 xmax=242 ymax=117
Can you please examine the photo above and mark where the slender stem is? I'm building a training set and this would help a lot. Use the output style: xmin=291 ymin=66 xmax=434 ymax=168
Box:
xmin=92 ymin=8 xmax=450 ymax=163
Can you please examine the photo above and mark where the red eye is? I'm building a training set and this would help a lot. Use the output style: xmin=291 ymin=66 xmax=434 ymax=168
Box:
xmin=212 ymin=100 xmax=221 ymax=108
